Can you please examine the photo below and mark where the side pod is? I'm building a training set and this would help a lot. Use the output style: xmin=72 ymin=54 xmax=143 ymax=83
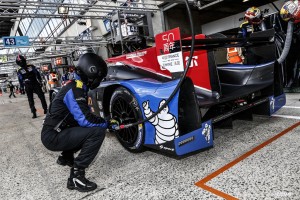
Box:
xmin=94 ymin=78 xmax=214 ymax=156
xmin=123 ymin=78 xmax=213 ymax=156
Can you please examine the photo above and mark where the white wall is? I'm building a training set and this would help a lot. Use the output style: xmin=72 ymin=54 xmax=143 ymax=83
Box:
xmin=202 ymin=0 xmax=284 ymax=35
xmin=59 ymin=22 xmax=87 ymax=38
xmin=144 ymin=0 xmax=163 ymax=36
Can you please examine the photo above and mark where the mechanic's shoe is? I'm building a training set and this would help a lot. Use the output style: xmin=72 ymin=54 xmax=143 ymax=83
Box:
xmin=57 ymin=155 xmax=74 ymax=167
xmin=32 ymin=112 xmax=37 ymax=118
xmin=67 ymin=168 xmax=97 ymax=192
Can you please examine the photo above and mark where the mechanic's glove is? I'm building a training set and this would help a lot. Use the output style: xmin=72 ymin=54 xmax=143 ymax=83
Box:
xmin=108 ymin=118 xmax=120 ymax=131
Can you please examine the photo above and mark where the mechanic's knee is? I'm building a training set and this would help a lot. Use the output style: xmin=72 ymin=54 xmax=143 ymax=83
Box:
xmin=89 ymin=127 xmax=106 ymax=139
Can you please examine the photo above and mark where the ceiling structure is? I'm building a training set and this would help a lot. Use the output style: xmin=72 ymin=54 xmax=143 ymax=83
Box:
xmin=164 ymin=0 xmax=280 ymax=25
xmin=0 ymin=1 xmax=18 ymax=37
xmin=0 ymin=0 xmax=161 ymax=75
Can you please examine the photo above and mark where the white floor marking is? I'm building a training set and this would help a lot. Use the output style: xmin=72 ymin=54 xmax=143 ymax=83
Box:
xmin=272 ymin=114 xmax=300 ymax=120
xmin=283 ymin=106 xmax=300 ymax=109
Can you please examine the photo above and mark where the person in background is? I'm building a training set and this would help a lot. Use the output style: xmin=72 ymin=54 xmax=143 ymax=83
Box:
xmin=238 ymin=7 xmax=266 ymax=65
xmin=280 ymin=0 xmax=300 ymax=89
xmin=238 ymin=7 xmax=266 ymax=38
xmin=48 ymin=71 xmax=58 ymax=89
xmin=16 ymin=55 xmax=48 ymax=118
xmin=7 ymin=81 xmax=16 ymax=98
xmin=68 ymin=68 xmax=75 ymax=80
xmin=226 ymin=35 xmax=245 ymax=64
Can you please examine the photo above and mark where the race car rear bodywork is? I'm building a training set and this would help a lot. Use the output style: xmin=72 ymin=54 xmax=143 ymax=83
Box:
xmin=89 ymin=28 xmax=285 ymax=156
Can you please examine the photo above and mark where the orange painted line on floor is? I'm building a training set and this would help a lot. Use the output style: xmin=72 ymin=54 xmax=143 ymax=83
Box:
xmin=195 ymin=121 xmax=300 ymax=199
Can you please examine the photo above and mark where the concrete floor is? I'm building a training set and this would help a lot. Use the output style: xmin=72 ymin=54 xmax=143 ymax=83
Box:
xmin=0 ymin=92 xmax=299 ymax=200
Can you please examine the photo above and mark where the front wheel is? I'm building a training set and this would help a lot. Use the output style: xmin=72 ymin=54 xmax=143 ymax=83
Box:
xmin=110 ymin=87 xmax=145 ymax=153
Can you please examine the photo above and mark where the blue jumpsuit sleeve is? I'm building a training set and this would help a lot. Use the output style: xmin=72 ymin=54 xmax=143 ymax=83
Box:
xmin=17 ymin=72 xmax=24 ymax=89
xmin=63 ymin=88 xmax=108 ymax=128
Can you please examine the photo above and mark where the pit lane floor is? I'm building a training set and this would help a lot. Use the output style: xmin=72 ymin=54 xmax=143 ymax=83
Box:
xmin=0 ymin=92 xmax=299 ymax=200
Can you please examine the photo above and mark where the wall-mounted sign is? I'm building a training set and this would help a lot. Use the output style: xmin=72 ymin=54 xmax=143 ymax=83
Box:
xmin=55 ymin=57 xmax=67 ymax=66
xmin=41 ymin=63 xmax=51 ymax=71
xmin=103 ymin=19 xmax=111 ymax=32
xmin=2 ymin=36 xmax=30 ymax=47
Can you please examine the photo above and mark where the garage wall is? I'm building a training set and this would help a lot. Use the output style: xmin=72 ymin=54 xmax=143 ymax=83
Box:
xmin=59 ymin=22 xmax=87 ymax=38
xmin=202 ymin=0 xmax=283 ymax=35
xmin=144 ymin=0 xmax=163 ymax=36
xmin=58 ymin=19 xmax=108 ymax=59
xmin=90 ymin=19 xmax=109 ymax=59
xmin=164 ymin=7 xmax=202 ymax=36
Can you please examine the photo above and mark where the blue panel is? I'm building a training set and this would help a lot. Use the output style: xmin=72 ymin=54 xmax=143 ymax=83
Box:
xmin=119 ymin=79 xmax=180 ymax=145
xmin=3 ymin=36 xmax=30 ymax=47
xmin=174 ymin=120 xmax=213 ymax=156
xmin=270 ymin=94 xmax=286 ymax=115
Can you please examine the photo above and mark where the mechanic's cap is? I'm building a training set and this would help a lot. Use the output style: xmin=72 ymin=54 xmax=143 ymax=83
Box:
xmin=76 ymin=53 xmax=108 ymax=79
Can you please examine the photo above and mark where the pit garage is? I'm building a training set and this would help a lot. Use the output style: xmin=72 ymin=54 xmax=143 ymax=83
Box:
xmin=0 ymin=0 xmax=300 ymax=199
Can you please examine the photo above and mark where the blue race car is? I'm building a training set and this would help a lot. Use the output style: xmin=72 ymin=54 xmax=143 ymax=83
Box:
xmin=86 ymin=28 xmax=286 ymax=156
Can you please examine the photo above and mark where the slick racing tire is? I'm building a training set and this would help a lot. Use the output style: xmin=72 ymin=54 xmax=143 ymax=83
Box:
xmin=110 ymin=87 xmax=145 ymax=153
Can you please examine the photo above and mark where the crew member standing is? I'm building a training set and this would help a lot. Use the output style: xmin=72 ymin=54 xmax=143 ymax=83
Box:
xmin=238 ymin=7 xmax=266 ymax=38
xmin=238 ymin=7 xmax=266 ymax=65
xmin=41 ymin=53 xmax=118 ymax=192
xmin=48 ymin=71 xmax=58 ymax=89
xmin=16 ymin=55 xmax=48 ymax=118
xmin=7 ymin=81 xmax=16 ymax=98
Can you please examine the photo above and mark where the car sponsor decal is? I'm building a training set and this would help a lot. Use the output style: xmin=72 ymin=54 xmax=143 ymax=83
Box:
xmin=142 ymin=99 xmax=179 ymax=145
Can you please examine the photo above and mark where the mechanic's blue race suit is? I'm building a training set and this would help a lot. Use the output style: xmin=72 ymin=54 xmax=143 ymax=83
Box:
xmin=41 ymin=78 xmax=108 ymax=168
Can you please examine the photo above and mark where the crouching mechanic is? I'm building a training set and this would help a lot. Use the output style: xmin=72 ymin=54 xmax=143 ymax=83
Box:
xmin=41 ymin=53 xmax=119 ymax=192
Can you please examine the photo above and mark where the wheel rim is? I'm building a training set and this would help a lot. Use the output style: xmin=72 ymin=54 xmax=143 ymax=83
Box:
xmin=111 ymin=96 xmax=139 ymax=145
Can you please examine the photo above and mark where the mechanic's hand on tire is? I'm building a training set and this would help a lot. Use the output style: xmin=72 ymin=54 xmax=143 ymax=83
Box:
xmin=108 ymin=118 xmax=120 ymax=132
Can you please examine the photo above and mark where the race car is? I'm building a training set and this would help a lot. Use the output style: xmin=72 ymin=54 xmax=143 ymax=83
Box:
xmin=85 ymin=27 xmax=286 ymax=156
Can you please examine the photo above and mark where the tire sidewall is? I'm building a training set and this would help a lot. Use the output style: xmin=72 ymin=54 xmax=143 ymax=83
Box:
xmin=110 ymin=87 xmax=145 ymax=152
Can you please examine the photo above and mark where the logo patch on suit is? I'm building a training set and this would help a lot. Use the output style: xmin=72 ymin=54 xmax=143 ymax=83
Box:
xmin=76 ymin=80 xmax=83 ymax=88
xmin=27 ymin=66 xmax=33 ymax=72
xmin=19 ymin=69 xmax=26 ymax=74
